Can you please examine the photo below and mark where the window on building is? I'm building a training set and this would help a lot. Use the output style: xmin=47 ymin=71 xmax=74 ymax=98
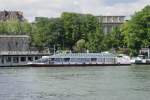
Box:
xmin=1 ymin=57 xmax=4 ymax=64
xmin=119 ymin=17 xmax=123 ymax=22
xmin=6 ymin=56 xmax=11 ymax=62
xmin=21 ymin=57 xmax=26 ymax=62
xmin=16 ymin=42 xmax=18 ymax=47
xmin=35 ymin=56 xmax=39 ymax=60
xmin=13 ymin=57 xmax=19 ymax=63
xmin=28 ymin=57 xmax=33 ymax=61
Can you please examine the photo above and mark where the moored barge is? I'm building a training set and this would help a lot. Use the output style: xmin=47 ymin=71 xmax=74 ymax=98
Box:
xmin=28 ymin=52 xmax=131 ymax=67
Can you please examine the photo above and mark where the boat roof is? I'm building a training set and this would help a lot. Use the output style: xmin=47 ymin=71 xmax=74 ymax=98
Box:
xmin=50 ymin=53 xmax=116 ymax=58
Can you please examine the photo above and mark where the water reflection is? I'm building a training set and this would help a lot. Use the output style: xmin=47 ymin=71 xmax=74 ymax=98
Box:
xmin=0 ymin=66 xmax=150 ymax=100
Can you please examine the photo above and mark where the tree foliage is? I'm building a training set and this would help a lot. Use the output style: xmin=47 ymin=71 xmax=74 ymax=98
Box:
xmin=86 ymin=22 xmax=105 ymax=52
xmin=74 ymin=39 xmax=86 ymax=52
xmin=0 ymin=20 xmax=32 ymax=35
xmin=60 ymin=12 xmax=106 ymax=52
xmin=104 ymin=27 xmax=125 ymax=50
xmin=0 ymin=5 xmax=149 ymax=54
xmin=122 ymin=5 xmax=150 ymax=56
xmin=32 ymin=18 xmax=64 ymax=50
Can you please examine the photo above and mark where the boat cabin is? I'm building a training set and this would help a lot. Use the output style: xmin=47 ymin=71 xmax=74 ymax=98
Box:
xmin=49 ymin=53 xmax=116 ymax=64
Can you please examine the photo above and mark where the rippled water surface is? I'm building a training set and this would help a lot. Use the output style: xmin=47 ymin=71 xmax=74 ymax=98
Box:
xmin=0 ymin=65 xmax=150 ymax=100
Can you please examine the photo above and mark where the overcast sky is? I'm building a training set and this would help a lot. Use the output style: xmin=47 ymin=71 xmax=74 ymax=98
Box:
xmin=0 ymin=0 xmax=149 ymax=21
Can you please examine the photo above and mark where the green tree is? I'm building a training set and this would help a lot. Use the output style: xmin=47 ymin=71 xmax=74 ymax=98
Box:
xmin=32 ymin=18 xmax=51 ymax=49
xmin=48 ymin=18 xmax=65 ymax=50
xmin=61 ymin=12 xmax=82 ymax=49
xmin=74 ymin=39 xmax=86 ymax=52
xmin=86 ymin=21 xmax=105 ymax=52
xmin=0 ymin=20 xmax=32 ymax=35
xmin=6 ymin=20 xmax=21 ymax=34
xmin=32 ymin=18 xmax=64 ymax=51
xmin=122 ymin=5 xmax=150 ymax=56
xmin=20 ymin=21 xmax=32 ymax=35
xmin=0 ymin=21 xmax=7 ymax=34
xmin=61 ymin=12 xmax=101 ymax=51
xmin=104 ymin=27 xmax=125 ymax=50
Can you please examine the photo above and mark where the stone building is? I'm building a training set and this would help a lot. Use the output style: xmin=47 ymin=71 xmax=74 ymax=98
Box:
xmin=0 ymin=10 xmax=24 ymax=21
xmin=97 ymin=16 xmax=125 ymax=34
xmin=0 ymin=35 xmax=30 ymax=51
xmin=0 ymin=35 xmax=49 ymax=66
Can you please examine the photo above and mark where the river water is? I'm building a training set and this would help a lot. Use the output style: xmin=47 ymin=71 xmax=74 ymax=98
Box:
xmin=0 ymin=65 xmax=150 ymax=100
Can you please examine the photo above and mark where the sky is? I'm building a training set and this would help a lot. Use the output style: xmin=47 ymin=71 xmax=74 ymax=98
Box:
xmin=0 ymin=0 xmax=149 ymax=21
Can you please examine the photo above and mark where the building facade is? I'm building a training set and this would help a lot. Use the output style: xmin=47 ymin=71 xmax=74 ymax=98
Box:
xmin=0 ymin=35 xmax=49 ymax=66
xmin=0 ymin=10 xmax=24 ymax=21
xmin=0 ymin=35 xmax=30 ymax=51
xmin=97 ymin=16 xmax=125 ymax=34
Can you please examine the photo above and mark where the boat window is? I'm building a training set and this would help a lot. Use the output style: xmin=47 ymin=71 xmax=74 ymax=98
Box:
xmin=1 ymin=57 xmax=4 ymax=64
xmin=35 ymin=56 xmax=39 ymax=60
xmin=21 ymin=57 xmax=26 ymax=62
xmin=28 ymin=57 xmax=33 ymax=61
xmin=117 ymin=56 xmax=122 ymax=58
xmin=6 ymin=56 xmax=11 ymax=62
xmin=36 ymin=58 xmax=49 ymax=63
xmin=51 ymin=58 xmax=54 ymax=61
xmin=64 ymin=58 xmax=70 ymax=62
xmin=13 ymin=57 xmax=19 ymax=63
xmin=91 ymin=58 xmax=97 ymax=61
xmin=55 ymin=58 xmax=62 ymax=62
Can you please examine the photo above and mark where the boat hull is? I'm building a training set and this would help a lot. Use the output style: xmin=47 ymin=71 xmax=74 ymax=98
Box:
xmin=133 ymin=63 xmax=150 ymax=65
xmin=0 ymin=63 xmax=131 ymax=67
xmin=26 ymin=63 xmax=131 ymax=67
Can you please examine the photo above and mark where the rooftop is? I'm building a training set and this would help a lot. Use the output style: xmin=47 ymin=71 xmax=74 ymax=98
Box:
xmin=0 ymin=35 xmax=29 ymax=38
xmin=0 ymin=51 xmax=50 ymax=56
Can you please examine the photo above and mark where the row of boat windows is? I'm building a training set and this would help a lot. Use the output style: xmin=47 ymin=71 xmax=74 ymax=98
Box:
xmin=0 ymin=56 xmax=41 ymax=64
xmin=52 ymin=58 xmax=116 ymax=62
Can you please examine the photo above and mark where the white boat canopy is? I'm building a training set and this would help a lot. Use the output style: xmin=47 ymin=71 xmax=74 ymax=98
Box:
xmin=49 ymin=53 xmax=116 ymax=58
